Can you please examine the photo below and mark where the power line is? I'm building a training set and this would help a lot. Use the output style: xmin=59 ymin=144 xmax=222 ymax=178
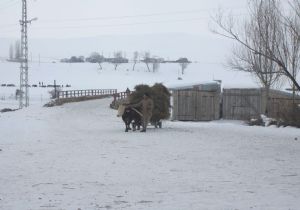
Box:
xmin=0 ymin=28 xmax=18 ymax=34
xmin=0 ymin=6 xmax=246 ymax=36
xmin=39 ymin=7 xmax=246 ymax=23
xmin=40 ymin=9 xmax=220 ymax=23
xmin=0 ymin=7 xmax=247 ymax=26
xmin=0 ymin=0 xmax=17 ymax=7
xmin=0 ymin=0 xmax=12 ymax=6
xmin=30 ymin=17 xmax=211 ymax=30
xmin=0 ymin=0 xmax=19 ymax=11
xmin=0 ymin=14 xmax=245 ymax=35
xmin=0 ymin=23 xmax=19 ymax=28
xmin=30 ymin=14 xmax=246 ymax=31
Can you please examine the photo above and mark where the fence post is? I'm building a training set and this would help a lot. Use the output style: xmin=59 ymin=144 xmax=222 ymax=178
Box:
xmin=114 ymin=93 xmax=117 ymax=105
xmin=54 ymin=80 xmax=57 ymax=98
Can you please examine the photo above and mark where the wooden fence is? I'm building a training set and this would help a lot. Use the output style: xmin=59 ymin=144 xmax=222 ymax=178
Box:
xmin=172 ymin=89 xmax=220 ymax=121
xmin=268 ymin=97 xmax=300 ymax=119
xmin=57 ymin=89 xmax=117 ymax=99
xmin=223 ymin=88 xmax=300 ymax=120
xmin=110 ymin=91 xmax=132 ymax=109
xmin=222 ymin=89 xmax=262 ymax=120
xmin=113 ymin=91 xmax=131 ymax=101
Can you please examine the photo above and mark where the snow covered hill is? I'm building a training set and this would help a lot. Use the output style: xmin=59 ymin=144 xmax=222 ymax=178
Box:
xmin=0 ymin=98 xmax=299 ymax=209
xmin=0 ymin=60 xmax=262 ymax=109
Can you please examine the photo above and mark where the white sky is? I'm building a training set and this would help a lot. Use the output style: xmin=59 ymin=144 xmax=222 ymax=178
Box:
xmin=0 ymin=0 xmax=248 ymax=38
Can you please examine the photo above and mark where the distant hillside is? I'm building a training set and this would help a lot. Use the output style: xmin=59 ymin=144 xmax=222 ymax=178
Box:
xmin=0 ymin=33 xmax=230 ymax=63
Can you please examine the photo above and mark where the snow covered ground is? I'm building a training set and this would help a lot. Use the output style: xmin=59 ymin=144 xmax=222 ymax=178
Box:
xmin=0 ymin=60 xmax=259 ymax=109
xmin=1 ymin=59 xmax=299 ymax=110
xmin=0 ymin=98 xmax=299 ymax=210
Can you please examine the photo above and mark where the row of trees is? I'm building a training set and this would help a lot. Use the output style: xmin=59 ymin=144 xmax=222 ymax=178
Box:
xmin=212 ymin=0 xmax=300 ymax=110
xmin=61 ymin=51 xmax=191 ymax=74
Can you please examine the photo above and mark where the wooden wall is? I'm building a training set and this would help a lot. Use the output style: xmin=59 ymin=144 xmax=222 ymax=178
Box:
xmin=223 ymin=88 xmax=300 ymax=120
xmin=222 ymin=89 xmax=263 ymax=120
xmin=268 ymin=95 xmax=300 ymax=119
xmin=172 ymin=89 xmax=220 ymax=121
xmin=172 ymin=87 xmax=299 ymax=121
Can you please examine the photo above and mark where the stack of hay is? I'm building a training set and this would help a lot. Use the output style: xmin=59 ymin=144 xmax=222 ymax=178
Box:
xmin=129 ymin=83 xmax=171 ymax=123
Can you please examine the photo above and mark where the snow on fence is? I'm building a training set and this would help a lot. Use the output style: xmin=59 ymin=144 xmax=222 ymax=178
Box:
xmin=57 ymin=89 xmax=117 ymax=99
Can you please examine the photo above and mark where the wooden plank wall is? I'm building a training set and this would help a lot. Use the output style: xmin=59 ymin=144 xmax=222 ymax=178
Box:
xmin=173 ymin=88 xmax=300 ymax=121
xmin=268 ymin=97 xmax=300 ymax=119
xmin=172 ymin=89 xmax=220 ymax=121
xmin=222 ymin=89 xmax=262 ymax=120
xmin=223 ymin=88 xmax=300 ymax=120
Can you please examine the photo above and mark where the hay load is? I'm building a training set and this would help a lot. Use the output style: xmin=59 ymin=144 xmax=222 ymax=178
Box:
xmin=129 ymin=83 xmax=171 ymax=124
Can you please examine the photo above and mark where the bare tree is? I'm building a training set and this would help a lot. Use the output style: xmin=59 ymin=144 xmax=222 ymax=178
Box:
xmin=285 ymin=0 xmax=300 ymax=91
xmin=142 ymin=52 xmax=151 ymax=72
xmin=113 ymin=51 xmax=123 ymax=70
xmin=289 ymin=0 xmax=300 ymax=33
xmin=14 ymin=41 xmax=21 ymax=61
xmin=141 ymin=52 xmax=163 ymax=72
xmin=177 ymin=57 xmax=191 ymax=75
xmin=132 ymin=51 xmax=139 ymax=71
xmin=229 ymin=0 xmax=283 ymax=114
xmin=97 ymin=53 xmax=105 ymax=70
xmin=9 ymin=44 xmax=14 ymax=60
xmin=86 ymin=52 xmax=104 ymax=69
xmin=149 ymin=56 xmax=164 ymax=73
xmin=212 ymin=0 xmax=300 ymax=91
xmin=151 ymin=57 xmax=160 ymax=73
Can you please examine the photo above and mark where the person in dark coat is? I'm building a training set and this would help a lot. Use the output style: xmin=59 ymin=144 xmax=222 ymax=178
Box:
xmin=129 ymin=93 xmax=154 ymax=132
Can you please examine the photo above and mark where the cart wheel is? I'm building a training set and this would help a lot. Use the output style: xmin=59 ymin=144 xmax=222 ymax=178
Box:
xmin=158 ymin=122 xmax=162 ymax=128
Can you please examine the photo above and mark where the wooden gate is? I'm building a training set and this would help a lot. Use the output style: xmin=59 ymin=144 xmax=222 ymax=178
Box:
xmin=173 ymin=89 xmax=220 ymax=121
xmin=222 ymin=88 xmax=300 ymax=120
xmin=222 ymin=89 xmax=262 ymax=120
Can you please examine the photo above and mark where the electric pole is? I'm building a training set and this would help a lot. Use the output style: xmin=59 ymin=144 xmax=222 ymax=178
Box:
xmin=19 ymin=0 xmax=29 ymax=108
xmin=19 ymin=0 xmax=37 ymax=108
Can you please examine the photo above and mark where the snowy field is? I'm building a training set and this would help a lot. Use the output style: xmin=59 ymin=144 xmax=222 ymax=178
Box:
xmin=1 ymin=59 xmax=299 ymax=110
xmin=0 ymin=60 xmax=259 ymax=110
xmin=0 ymin=98 xmax=299 ymax=210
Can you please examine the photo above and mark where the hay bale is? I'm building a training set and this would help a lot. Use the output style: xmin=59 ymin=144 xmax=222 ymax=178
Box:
xmin=129 ymin=83 xmax=171 ymax=122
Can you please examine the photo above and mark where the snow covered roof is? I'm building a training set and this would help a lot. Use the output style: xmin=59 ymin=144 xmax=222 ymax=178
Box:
xmin=223 ymin=87 xmax=300 ymax=99
xmin=168 ymin=81 xmax=221 ymax=91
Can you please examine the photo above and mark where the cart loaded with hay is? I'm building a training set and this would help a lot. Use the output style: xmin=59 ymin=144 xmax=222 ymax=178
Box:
xmin=117 ymin=83 xmax=171 ymax=131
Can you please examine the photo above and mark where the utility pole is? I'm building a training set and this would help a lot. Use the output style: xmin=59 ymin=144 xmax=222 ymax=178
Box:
xmin=19 ymin=0 xmax=29 ymax=108
xmin=19 ymin=0 xmax=37 ymax=108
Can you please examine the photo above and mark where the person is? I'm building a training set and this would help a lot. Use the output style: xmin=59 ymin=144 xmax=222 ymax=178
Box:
xmin=129 ymin=93 xmax=154 ymax=132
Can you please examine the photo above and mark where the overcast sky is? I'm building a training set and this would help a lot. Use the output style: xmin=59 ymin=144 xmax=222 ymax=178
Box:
xmin=0 ymin=0 xmax=248 ymax=38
